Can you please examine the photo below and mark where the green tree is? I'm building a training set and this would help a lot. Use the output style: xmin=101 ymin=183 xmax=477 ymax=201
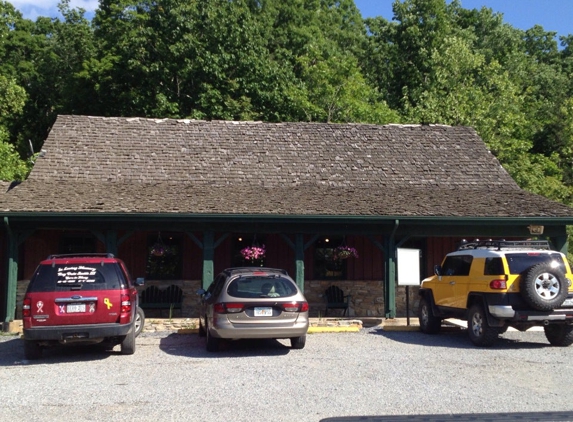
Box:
xmin=0 ymin=74 xmax=30 ymax=181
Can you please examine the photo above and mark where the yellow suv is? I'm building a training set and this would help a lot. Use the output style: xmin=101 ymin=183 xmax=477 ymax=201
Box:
xmin=418 ymin=240 xmax=573 ymax=346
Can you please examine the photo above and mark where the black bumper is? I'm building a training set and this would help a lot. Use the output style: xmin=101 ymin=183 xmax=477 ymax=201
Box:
xmin=483 ymin=292 xmax=573 ymax=323
xmin=24 ymin=323 xmax=132 ymax=341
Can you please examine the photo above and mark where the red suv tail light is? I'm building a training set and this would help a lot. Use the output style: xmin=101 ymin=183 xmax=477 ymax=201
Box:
xmin=23 ymin=298 xmax=31 ymax=317
xmin=282 ymin=301 xmax=309 ymax=312
xmin=120 ymin=294 xmax=132 ymax=314
xmin=214 ymin=303 xmax=245 ymax=313
xmin=489 ymin=279 xmax=507 ymax=289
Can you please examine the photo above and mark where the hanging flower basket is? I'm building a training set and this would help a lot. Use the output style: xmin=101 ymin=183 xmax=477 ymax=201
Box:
xmin=241 ymin=245 xmax=266 ymax=262
xmin=333 ymin=245 xmax=358 ymax=260
xmin=151 ymin=242 xmax=168 ymax=257
xmin=150 ymin=233 xmax=171 ymax=257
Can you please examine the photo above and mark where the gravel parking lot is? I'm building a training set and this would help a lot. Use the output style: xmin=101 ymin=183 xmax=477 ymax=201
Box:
xmin=1 ymin=327 xmax=573 ymax=422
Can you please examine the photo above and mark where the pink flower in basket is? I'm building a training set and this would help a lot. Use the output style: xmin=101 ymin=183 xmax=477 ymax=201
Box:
xmin=241 ymin=245 xmax=266 ymax=261
xmin=333 ymin=245 xmax=359 ymax=260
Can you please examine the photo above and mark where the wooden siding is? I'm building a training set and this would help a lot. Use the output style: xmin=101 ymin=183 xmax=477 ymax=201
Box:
xmin=17 ymin=231 xmax=478 ymax=285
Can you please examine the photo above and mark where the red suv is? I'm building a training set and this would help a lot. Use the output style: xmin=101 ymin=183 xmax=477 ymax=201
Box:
xmin=22 ymin=253 xmax=144 ymax=359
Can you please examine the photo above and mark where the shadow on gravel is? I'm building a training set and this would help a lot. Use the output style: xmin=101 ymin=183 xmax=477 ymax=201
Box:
xmin=0 ymin=335 xmax=116 ymax=366
xmin=158 ymin=333 xmax=291 ymax=358
xmin=321 ymin=410 xmax=573 ymax=421
xmin=368 ymin=328 xmax=550 ymax=350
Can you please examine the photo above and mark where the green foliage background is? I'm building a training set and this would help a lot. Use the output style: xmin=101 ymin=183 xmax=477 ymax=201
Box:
xmin=1 ymin=0 xmax=572 ymax=216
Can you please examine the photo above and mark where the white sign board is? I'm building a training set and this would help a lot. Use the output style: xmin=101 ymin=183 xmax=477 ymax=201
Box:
xmin=397 ymin=248 xmax=421 ymax=286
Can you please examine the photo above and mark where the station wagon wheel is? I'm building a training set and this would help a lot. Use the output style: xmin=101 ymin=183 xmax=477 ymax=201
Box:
xmin=521 ymin=263 xmax=568 ymax=311
xmin=467 ymin=304 xmax=499 ymax=347
xmin=544 ymin=324 xmax=573 ymax=347
xmin=205 ymin=323 xmax=220 ymax=352
xmin=24 ymin=340 xmax=43 ymax=360
xmin=134 ymin=307 xmax=145 ymax=337
xmin=198 ymin=317 xmax=206 ymax=337
xmin=418 ymin=296 xmax=441 ymax=334
xmin=290 ymin=335 xmax=306 ymax=349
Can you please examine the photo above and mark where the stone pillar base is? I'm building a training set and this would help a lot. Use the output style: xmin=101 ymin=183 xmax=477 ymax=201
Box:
xmin=3 ymin=320 xmax=22 ymax=334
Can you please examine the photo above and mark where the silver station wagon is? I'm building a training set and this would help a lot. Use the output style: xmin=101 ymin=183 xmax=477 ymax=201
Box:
xmin=197 ymin=267 xmax=309 ymax=352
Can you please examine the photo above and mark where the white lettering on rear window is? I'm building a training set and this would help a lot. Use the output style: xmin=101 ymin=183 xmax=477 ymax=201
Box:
xmin=56 ymin=266 xmax=97 ymax=283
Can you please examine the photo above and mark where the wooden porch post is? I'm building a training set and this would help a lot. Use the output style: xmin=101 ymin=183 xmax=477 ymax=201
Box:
xmin=552 ymin=235 xmax=568 ymax=255
xmin=4 ymin=225 xmax=18 ymax=323
xmin=280 ymin=233 xmax=314 ymax=293
xmin=295 ymin=233 xmax=305 ymax=292
xmin=3 ymin=218 xmax=31 ymax=324
xmin=202 ymin=231 xmax=214 ymax=290
xmin=384 ymin=220 xmax=399 ymax=318
xmin=105 ymin=230 xmax=118 ymax=256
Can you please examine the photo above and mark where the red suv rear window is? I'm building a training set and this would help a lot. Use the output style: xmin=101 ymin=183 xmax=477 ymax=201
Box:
xmin=27 ymin=263 xmax=127 ymax=293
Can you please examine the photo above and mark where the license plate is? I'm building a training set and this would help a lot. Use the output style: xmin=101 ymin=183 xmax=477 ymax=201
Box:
xmin=562 ymin=299 xmax=573 ymax=307
xmin=67 ymin=303 xmax=86 ymax=313
xmin=254 ymin=307 xmax=273 ymax=317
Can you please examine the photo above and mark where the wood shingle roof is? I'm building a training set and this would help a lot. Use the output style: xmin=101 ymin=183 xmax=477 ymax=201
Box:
xmin=1 ymin=114 xmax=572 ymax=218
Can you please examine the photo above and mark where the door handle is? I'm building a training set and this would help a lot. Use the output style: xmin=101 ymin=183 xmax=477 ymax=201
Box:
xmin=449 ymin=281 xmax=455 ymax=285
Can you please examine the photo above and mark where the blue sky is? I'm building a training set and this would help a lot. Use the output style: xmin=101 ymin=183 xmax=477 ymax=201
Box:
xmin=355 ymin=0 xmax=572 ymax=39
xmin=9 ymin=0 xmax=573 ymax=39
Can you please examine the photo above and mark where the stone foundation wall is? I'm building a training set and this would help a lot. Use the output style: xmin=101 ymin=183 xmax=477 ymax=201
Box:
xmin=13 ymin=278 xmax=420 ymax=319
xmin=304 ymin=280 xmax=420 ymax=318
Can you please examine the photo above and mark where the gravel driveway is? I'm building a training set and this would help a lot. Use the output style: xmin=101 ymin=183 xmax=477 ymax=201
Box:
xmin=1 ymin=327 xmax=573 ymax=422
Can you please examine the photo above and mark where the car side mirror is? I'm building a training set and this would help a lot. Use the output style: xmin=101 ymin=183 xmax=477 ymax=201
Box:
xmin=434 ymin=265 xmax=442 ymax=277
xmin=135 ymin=277 xmax=145 ymax=286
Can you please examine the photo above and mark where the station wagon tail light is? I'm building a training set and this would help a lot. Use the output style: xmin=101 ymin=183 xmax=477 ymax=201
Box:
xmin=120 ymin=294 xmax=131 ymax=314
xmin=23 ymin=298 xmax=31 ymax=317
xmin=214 ymin=303 xmax=245 ymax=313
xmin=489 ymin=279 xmax=507 ymax=290
xmin=282 ymin=301 xmax=309 ymax=312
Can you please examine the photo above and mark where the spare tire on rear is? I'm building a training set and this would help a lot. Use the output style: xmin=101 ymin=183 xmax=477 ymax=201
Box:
xmin=521 ymin=262 xmax=569 ymax=311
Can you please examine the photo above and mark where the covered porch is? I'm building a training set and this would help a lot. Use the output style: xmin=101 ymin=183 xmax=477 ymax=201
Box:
xmin=3 ymin=212 xmax=570 ymax=325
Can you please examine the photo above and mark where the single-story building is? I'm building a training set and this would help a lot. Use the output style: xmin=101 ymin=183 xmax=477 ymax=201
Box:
xmin=2 ymin=115 xmax=573 ymax=324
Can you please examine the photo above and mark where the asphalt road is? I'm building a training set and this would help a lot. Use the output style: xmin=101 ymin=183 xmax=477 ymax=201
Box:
xmin=1 ymin=327 xmax=573 ymax=422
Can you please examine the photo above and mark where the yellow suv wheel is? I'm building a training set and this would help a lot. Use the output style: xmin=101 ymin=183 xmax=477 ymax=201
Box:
xmin=418 ymin=296 xmax=441 ymax=334
xmin=467 ymin=304 xmax=499 ymax=347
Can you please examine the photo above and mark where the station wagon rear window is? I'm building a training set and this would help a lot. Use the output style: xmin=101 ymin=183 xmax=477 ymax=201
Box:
xmin=227 ymin=276 xmax=298 ymax=298
xmin=27 ymin=264 xmax=127 ymax=292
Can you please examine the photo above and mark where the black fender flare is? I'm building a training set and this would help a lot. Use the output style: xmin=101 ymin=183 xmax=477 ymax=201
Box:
xmin=418 ymin=288 xmax=441 ymax=317
xmin=466 ymin=293 xmax=505 ymax=327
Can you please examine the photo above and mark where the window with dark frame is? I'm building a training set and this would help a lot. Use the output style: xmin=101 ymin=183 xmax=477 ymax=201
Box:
xmin=313 ymin=236 xmax=346 ymax=280
xmin=146 ymin=233 xmax=183 ymax=280
xmin=59 ymin=233 xmax=96 ymax=254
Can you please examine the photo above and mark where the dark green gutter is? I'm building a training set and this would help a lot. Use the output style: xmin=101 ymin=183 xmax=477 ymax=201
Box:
xmin=3 ymin=211 xmax=573 ymax=224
